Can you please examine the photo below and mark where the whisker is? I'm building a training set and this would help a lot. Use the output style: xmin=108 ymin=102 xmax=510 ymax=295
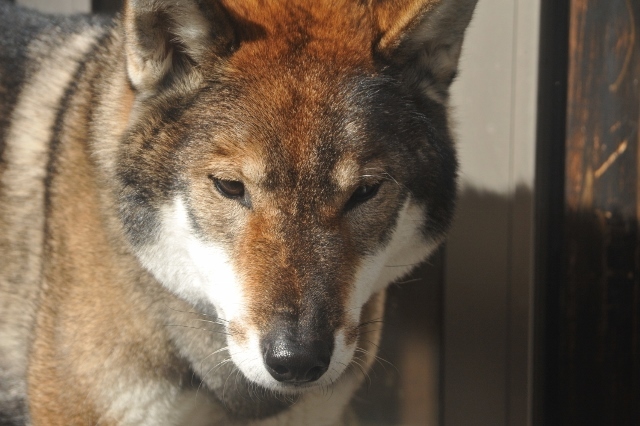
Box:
xmin=394 ymin=278 xmax=422 ymax=285
xmin=197 ymin=357 xmax=233 ymax=398
xmin=163 ymin=303 xmax=227 ymax=321
xmin=356 ymin=318 xmax=385 ymax=329
xmin=384 ymin=262 xmax=423 ymax=268
xmin=359 ymin=338 xmax=382 ymax=351
xmin=350 ymin=357 xmax=372 ymax=388
xmin=354 ymin=354 xmax=379 ymax=379
xmin=197 ymin=346 xmax=230 ymax=371
xmin=164 ymin=324 xmax=231 ymax=336
xmin=357 ymin=328 xmax=384 ymax=336
xmin=328 ymin=368 xmax=336 ymax=399
xmin=356 ymin=346 xmax=399 ymax=374
xmin=355 ymin=348 xmax=387 ymax=374
xmin=223 ymin=357 xmax=251 ymax=405
xmin=187 ymin=318 xmax=230 ymax=327
xmin=221 ymin=362 xmax=240 ymax=406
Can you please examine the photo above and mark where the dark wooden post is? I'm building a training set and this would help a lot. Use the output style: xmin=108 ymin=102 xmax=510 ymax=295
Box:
xmin=537 ymin=0 xmax=640 ymax=424
xmin=564 ymin=1 xmax=640 ymax=424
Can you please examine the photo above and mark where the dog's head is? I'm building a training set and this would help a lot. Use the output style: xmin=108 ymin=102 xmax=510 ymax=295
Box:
xmin=116 ymin=0 xmax=475 ymax=394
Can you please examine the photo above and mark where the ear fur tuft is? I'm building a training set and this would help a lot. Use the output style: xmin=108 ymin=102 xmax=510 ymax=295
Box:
xmin=124 ymin=0 xmax=235 ymax=93
xmin=371 ymin=0 xmax=478 ymax=103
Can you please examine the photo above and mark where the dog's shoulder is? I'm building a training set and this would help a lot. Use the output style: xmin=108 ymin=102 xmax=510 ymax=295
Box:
xmin=0 ymin=4 xmax=115 ymax=424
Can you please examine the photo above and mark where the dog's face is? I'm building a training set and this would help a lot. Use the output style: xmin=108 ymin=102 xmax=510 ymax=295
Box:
xmin=117 ymin=0 xmax=473 ymax=393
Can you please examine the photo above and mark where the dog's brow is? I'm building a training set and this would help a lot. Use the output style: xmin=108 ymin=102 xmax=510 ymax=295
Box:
xmin=332 ymin=157 xmax=388 ymax=191
xmin=206 ymin=152 xmax=267 ymax=185
xmin=241 ymin=157 xmax=267 ymax=185
xmin=332 ymin=157 xmax=360 ymax=190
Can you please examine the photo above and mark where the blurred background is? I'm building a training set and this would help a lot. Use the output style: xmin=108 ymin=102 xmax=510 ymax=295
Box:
xmin=10 ymin=0 xmax=639 ymax=424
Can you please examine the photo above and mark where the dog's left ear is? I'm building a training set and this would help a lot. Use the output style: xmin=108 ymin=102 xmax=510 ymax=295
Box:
xmin=371 ymin=0 xmax=478 ymax=103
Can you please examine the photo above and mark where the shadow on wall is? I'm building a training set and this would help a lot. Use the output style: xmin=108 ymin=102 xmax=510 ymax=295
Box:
xmin=351 ymin=253 xmax=443 ymax=426
xmin=352 ymin=184 xmax=533 ymax=426
xmin=443 ymin=185 xmax=532 ymax=426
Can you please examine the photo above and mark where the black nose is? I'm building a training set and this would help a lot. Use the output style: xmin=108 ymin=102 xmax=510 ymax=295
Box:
xmin=262 ymin=335 xmax=332 ymax=383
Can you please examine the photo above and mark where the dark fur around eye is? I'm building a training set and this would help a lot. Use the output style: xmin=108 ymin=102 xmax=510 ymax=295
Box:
xmin=345 ymin=183 xmax=381 ymax=211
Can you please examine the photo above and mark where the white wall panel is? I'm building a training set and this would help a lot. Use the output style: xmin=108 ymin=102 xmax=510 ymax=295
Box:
xmin=445 ymin=1 xmax=540 ymax=425
xmin=17 ymin=0 xmax=90 ymax=14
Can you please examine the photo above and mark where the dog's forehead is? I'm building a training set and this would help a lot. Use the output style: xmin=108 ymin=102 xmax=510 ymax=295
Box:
xmin=222 ymin=0 xmax=375 ymax=59
xmin=200 ymin=77 xmax=382 ymax=191
xmin=213 ymin=78 xmax=377 ymax=192
xmin=189 ymin=1 xmax=401 ymax=193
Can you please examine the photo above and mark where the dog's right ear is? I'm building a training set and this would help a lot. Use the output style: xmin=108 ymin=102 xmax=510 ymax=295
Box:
xmin=123 ymin=0 xmax=235 ymax=94
xmin=371 ymin=0 xmax=478 ymax=103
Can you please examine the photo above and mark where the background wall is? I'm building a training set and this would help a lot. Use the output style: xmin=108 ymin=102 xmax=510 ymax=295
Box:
xmin=446 ymin=1 xmax=540 ymax=425
xmin=18 ymin=0 xmax=89 ymax=13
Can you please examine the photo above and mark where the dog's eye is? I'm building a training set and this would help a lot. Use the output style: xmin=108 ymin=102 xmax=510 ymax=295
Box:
xmin=346 ymin=183 xmax=381 ymax=209
xmin=213 ymin=178 xmax=245 ymax=199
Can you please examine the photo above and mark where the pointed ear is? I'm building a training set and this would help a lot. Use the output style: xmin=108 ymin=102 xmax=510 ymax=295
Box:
xmin=123 ymin=0 xmax=235 ymax=94
xmin=372 ymin=0 xmax=478 ymax=102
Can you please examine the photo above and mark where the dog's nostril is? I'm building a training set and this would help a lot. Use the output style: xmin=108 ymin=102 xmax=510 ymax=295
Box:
xmin=305 ymin=365 xmax=326 ymax=382
xmin=272 ymin=364 xmax=290 ymax=376
xmin=262 ymin=336 xmax=331 ymax=384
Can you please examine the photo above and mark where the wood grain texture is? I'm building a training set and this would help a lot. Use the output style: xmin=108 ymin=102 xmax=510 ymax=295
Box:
xmin=562 ymin=0 xmax=640 ymax=424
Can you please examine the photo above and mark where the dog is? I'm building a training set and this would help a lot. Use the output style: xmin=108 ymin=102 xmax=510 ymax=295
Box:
xmin=0 ymin=0 xmax=477 ymax=424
